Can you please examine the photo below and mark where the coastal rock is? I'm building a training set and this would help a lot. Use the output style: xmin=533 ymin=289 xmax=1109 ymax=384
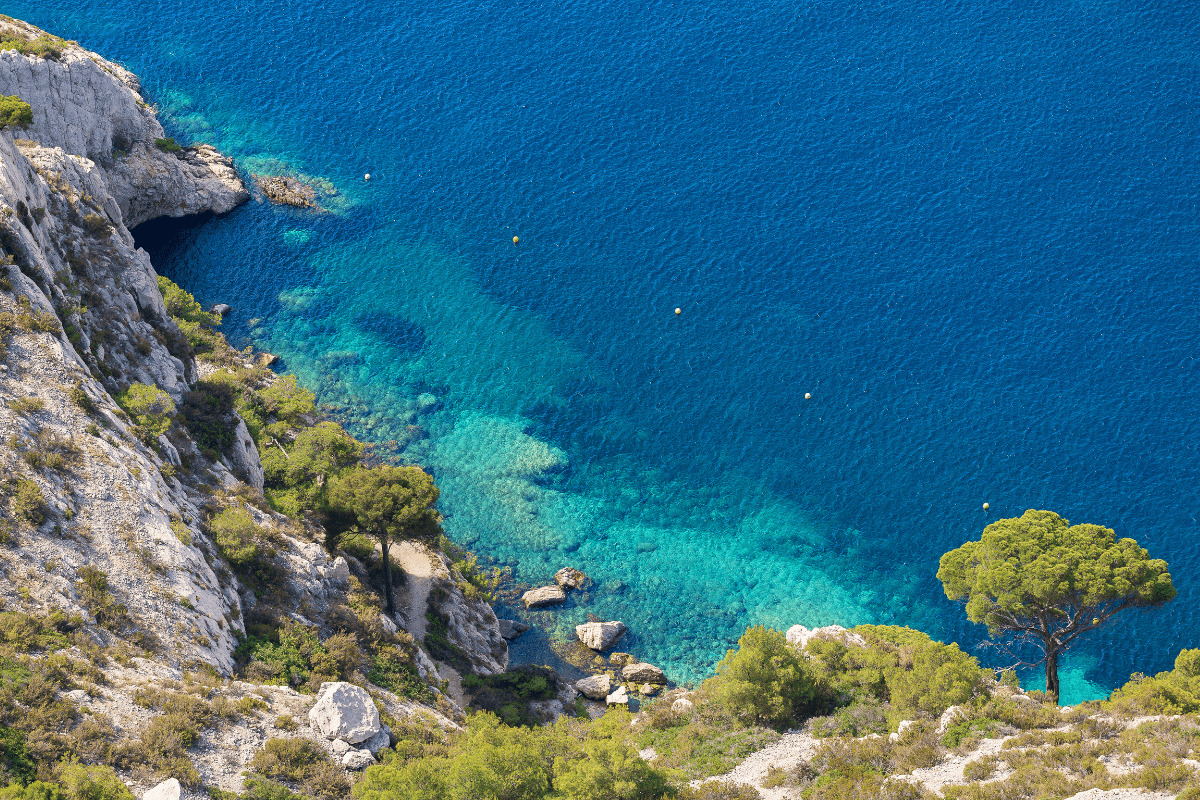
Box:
xmin=498 ymin=619 xmax=530 ymax=640
xmin=640 ymin=684 xmax=659 ymax=696
xmin=575 ymin=620 xmax=626 ymax=651
xmin=255 ymin=175 xmax=317 ymax=207
xmin=608 ymin=652 xmax=636 ymax=668
xmin=211 ymin=303 xmax=232 ymax=316
xmin=361 ymin=726 xmax=392 ymax=755
xmin=224 ymin=418 xmax=265 ymax=490
xmin=555 ymin=567 xmax=587 ymax=591
xmin=522 ymin=585 xmax=567 ymax=608
xmin=308 ymin=682 xmax=381 ymax=743
xmin=621 ymin=662 xmax=666 ymax=685
xmin=785 ymin=624 xmax=867 ymax=651
xmin=341 ymin=748 xmax=375 ymax=770
xmin=429 ymin=566 xmax=508 ymax=675
xmin=574 ymin=674 xmax=613 ymax=700
xmin=606 ymin=686 xmax=629 ymax=706
xmin=671 ymin=696 xmax=694 ymax=713
xmin=325 ymin=557 xmax=350 ymax=585
xmin=142 ymin=779 xmax=180 ymax=800
xmin=330 ymin=739 xmax=351 ymax=758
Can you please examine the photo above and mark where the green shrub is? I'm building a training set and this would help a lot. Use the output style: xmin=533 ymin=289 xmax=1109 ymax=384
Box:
xmin=75 ymin=567 xmax=131 ymax=633
xmin=708 ymin=625 xmax=819 ymax=727
xmin=7 ymin=397 xmax=43 ymax=415
xmin=68 ymin=383 xmax=94 ymax=414
xmin=0 ymin=726 xmax=35 ymax=785
xmin=180 ymin=380 xmax=237 ymax=454
xmin=0 ymin=96 xmax=32 ymax=129
xmin=54 ymin=761 xmax=133 ymax=800
xmin=156 ymin=276 xmax=221 ymax=354
xmin=209 ymin=507 xmax=266 ymax=567
xmin=154 ymin=138 xmax=182 ymax=154
xmin=461 ymin=666 xmax=558 ymax=727
xmin=114 ymin=713 xmax=199 ymax=785
xmin=80 ymin=215 xmax=111 ymax=239
xmin=114 ymin=383 xmax=174 ymax=441
xmin=234 ymin=621 xmax=342 ymax=689
xmin=249 ymin=738 xmax=349 ymax=800
xmin=11 ymin=480 xmax=45 ymax=524
xmin=0 ymin=29 xmax=68 ymax=60
xmin=367 ymin=649 xmax=432 ymax=703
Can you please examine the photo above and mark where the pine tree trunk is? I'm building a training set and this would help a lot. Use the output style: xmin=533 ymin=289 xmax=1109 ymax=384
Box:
xmin=381 ymin=531 xmax=396 ymax=616
xmin=1045 ymin=648 xmax=1060 ymax=704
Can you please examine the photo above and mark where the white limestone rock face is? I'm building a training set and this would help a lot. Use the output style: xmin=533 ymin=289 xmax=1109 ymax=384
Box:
xmin=224 ymin=418 xmax=265 ymax=490
xmin=308 ymin=682 xmax=381 ymax=744
xmin=430 ymin=558 xmax=508 ymax=675
xmin=0 ymin=20 xmax=247 ymax=227
xmin=142 ymin=778 xmax=181 ymax=800
xmin=936 ymin=705 xmax=966 ymax=735
xmin=576 ymin=620 xmax=627 ymax=651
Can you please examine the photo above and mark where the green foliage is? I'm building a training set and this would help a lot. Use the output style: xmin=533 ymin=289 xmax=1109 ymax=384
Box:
xmin=0 ymin=727 xmax=35 ymax=785
xmin=0 ymin=97 xmax=32 ymax=130
xmin=367 ymin=649 xmax=433 ymax=703
xmin=0 ymin=782 xmax=65 ymax=800
xmin=75 ymin=567 xmax=131 ymax=633
xmin=113 ymin=712 xmax=199 ymax=785
xmin=154 ymin=138 xmax=182 ymax=154
xmin=80 ymin=216 xmax=111 ymax=239
xmin=260 ymin=421 xmax=360 ymax=514
xmin=156 ymin=276 xmax=222 ymax=354
xmin=462 ymin=666 xmax=558 ymax=727
xmin=10 ymin=480 xmax=45 ymax=524
xmin=0 ymin=611 xmax=75 ymax=652
xmin=1104 ymin=647 xmax=1200 ymax=715
xmin=708 ymin=626 xmax=818 ymax=727
xmin=114 ymin=383 xmax=175 ymax=441
xmin=54 ymin=761 xmax=132 ymax=800
xmin=67 ymin=383 xmax=94 ymax=415
xmin=938 ymin=509 xmax=1175 ymax=699
xmin=180 ymin=379 xmax=237 ymax=454
xmin=355 ymin=712 xmax=671 ymax=800
xmin=234 ymin=621 xmax=345 ymax=690
xmin=209 ymin=507 xmax=267 ymax=568
xmin=328 ymin=465 xmax=440 ymax=545
xmin=249 ymin=738 xmax=349 ymax=800
xmin=0 ymin=28 xmax=67 ymax=60
xmin=7 ymin=398 xmax=43 ymax=415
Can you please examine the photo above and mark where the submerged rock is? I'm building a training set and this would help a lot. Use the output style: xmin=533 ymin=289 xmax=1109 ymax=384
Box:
xmin=608 ymin=652 xmax=636 ymax=668
xmin=255 ymin=174 xmax=318 ymax=207
xmin=555 ymin=567 xmax=587 ymax=591
xmin=498 ymin=619 xmax=530 ymax=640
xmin=522 ymin=585 xmax=567 ymax=608
xmin=576 ymin=620 xmax=627 ymax=651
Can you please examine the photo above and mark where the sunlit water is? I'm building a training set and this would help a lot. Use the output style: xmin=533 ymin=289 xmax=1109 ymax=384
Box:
xmin=18 ymin=0 xmax=1200 ymax=698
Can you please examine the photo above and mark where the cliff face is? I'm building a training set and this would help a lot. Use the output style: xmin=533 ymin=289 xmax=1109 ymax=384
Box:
xmin=0 ymin=22 xmax=253 ymax=672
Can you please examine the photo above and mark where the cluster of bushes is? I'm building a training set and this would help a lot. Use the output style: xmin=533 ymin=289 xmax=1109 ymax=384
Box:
xmin=156 ymin=277 xmax=223 ymax=358
xmin=114 ymin=382 xmax=174 ymax=443
xmin=153 ymin=138 xmax=182 ymax=154
xmin=0 ymin=97 xmax=32 ymax=130
xmin=207 ymin=506 xmax=282 ymax=592
xmin=0 ymin=23 xmax=69 ymax=60
xmin=233 ymin=620 xmax=359 ymax=691
xmin=354 ymin=711 xmax=669 ymax=800
xmin=461 ymin=665 xmax=560 ymax=727
xmin=246 ymin=738 xmax=349 ymax=800
xmin=1104 ymin=647 xmax=1200 ymax=716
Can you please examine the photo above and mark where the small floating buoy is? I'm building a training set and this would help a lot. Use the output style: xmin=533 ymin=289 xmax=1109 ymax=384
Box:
xmin=674 ymin=307 xmax=681 ymax=315
xmin=513 ymin=236 xmax=519 ymax=244
xmin=364 ymin=173 xmax=371 ymax=180
xmin=804 ymin=392 xmax=811 ymax=400
xmin=982 ymin=502 xmax=990 ymax=511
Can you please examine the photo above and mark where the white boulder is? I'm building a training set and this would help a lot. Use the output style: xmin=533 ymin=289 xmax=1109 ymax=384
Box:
xmin=937 ymin=705 xmax=966 ymax=735
xmin=621 ymin=662 xmax=666 ymax=684
xmin=576 ymin=620 xmax=627 ymax=651
xmin=606 ymin=686 xmax=629 ymax=706
xmin=522 ymin=585 xmax=567 ymax=608
xmin=574 ymin=674 xmax=613 ymax=700
xmin=308 ymin=682 xmax=381 ymax=743
xmin=342 ymin=748 xmax=376 ymax=770
xmin=142 ymin=779 xmax=181 ymax=800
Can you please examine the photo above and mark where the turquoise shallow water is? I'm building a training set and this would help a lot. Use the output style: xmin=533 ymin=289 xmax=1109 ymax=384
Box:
xmin=17 ymin=0 xmax=1200 ymax=699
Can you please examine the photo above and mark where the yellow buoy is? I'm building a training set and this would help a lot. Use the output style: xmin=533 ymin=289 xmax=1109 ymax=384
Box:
xmin=364 ymin=173 xmax=371 ymax=180
xmin=804 ymin=392 xmax=811 ymax=400
xmin=513 ymin=236 xmax=519 ymax=244
xmin=674 ymin=307 xmax=681 ymax=315
xmin=982 ymin=502 xmax=990 ymax=511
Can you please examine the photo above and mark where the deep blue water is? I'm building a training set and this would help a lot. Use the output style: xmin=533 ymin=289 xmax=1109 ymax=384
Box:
xmin=17 ymin=0 xmax=1200 ymax=700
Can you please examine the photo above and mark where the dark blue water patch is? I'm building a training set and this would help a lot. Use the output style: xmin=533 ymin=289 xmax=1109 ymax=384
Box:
xmin=352 ymin=312 xmax=427 ymax=354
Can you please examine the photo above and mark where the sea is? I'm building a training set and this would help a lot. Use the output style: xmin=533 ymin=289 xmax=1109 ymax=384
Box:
xmin=14 ymin=0 xmax=1200 ymax=703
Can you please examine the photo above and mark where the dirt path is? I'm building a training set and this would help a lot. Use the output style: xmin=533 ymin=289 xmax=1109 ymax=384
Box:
xmin=390 ymin=540 xmax=435 ymax=642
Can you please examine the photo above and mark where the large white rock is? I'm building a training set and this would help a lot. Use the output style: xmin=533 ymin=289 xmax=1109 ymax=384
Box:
xmin=936 ymin=705 xmax=966 ymax=735
xmin=606 ymin=686 xmax=629 ymax=706
xmin=576 ymin=620 xmax=627 ymax=651
xmin=522 ymin=585 xmax=567 ymax=608
xmin=785 ymin=624 xmax=867 ymax=650
xmin=308 ymin=682 xmax=381 ymax=743
xmin=622 ymin=662 xmax=666 ymax=685
xmin=555 ymin=567 xmax=587 ymax=590
xmin=142 ymin=779 xmax=180 ymax=800
xmin=574 ymin=674 xmax=613 ymax=700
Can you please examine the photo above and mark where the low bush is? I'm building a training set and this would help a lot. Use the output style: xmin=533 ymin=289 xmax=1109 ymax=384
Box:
xmin=234 ymin=620 xmax=343 ymax=690
xmin=1105 ymin=647 xmax=1200 ymax=716
xmin=180 ymin=379 xmax=237 ymax=454
xmin=80 ymin=215 xmax=111 ymax=239
xmin=53 ymin=761 xmax=132 ymax=800
xmin=10 ymin=480 xmax=45 ymax=524
xmin=249 ymin=738 xmax=349 ymax=800
xmin=461 ymin=665 xmax=558 ymax=727
xmin=708 ymin=625 xmax=819 ymax=728
xmin=0 ymin=96 xmax=32 ymax=130
xmin=366 ymin=648 xmax=431 ymax=703
xmin=154 ymin=138 xmax=182 ymax=154
xmin=156 ymin=276 xmax=221 ymax=355
xmin=74 ymin=567 xmax=131 ymax=634
xmin=114 ymin=383 xmax=174 ymax=442
xmin=0 ymin=29 xmax=67 ymax=60
xmin=7 ymin=397 xmax=42 ymax=415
